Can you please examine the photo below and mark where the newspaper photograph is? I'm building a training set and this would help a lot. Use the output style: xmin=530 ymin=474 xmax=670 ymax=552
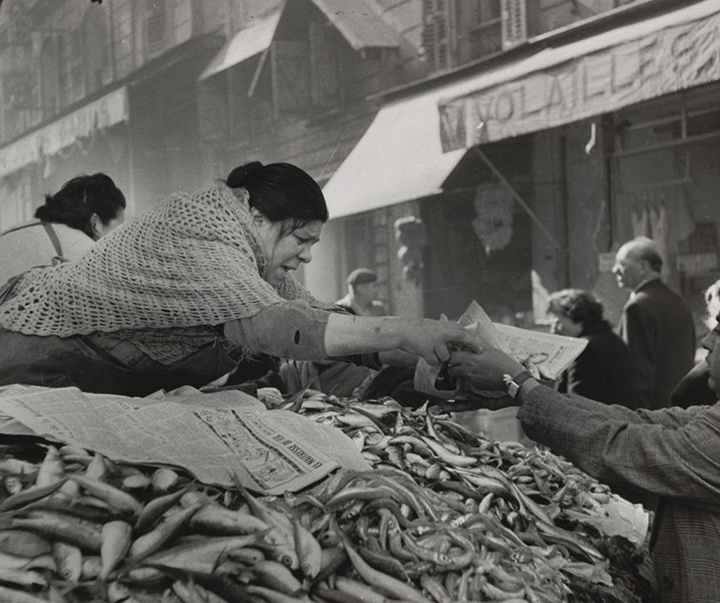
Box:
xmin=415 ymin=300 xmax=588 ymax=399
xmin=0 ymin=386 xmax=370 ymax=495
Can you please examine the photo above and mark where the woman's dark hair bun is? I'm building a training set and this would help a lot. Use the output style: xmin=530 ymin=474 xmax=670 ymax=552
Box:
xmin=227 ymin=161 xmax=264 ymax=189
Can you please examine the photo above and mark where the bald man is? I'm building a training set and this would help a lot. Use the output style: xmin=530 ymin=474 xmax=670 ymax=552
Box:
xmin=612 ymin=236 xmax=696 ymax=410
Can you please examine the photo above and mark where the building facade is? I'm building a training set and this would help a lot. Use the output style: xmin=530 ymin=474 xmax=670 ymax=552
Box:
xmin=1 ymin=0 xmax=718 ymax=337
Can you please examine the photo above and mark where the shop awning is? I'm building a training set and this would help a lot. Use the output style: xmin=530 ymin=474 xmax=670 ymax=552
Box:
xmin=322 ymin=97 xmax=467 ymax=219
xmin=324 ymin=0 xmax=720 ymax=217
xmin=311 ymin=0 xmax=399 ymax=50
xmin=199 ymin=9 xmax=282 ymax=81
xmin=0 ymin=86 xmax=128 ymax=181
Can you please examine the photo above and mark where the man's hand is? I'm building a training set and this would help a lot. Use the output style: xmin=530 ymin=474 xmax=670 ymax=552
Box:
xmin=447 ymin=349 xmax=524 ymax=390
xmin=438 ymin=391 xmax=517 ymax=412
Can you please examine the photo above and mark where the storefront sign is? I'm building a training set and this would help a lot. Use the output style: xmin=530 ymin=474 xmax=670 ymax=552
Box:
xmin=0 ymin=87 xmax=128 ymax=180
xmin=40 ymin=87 xmax=128 ymax=156
xmin=439 ymin=9 xmax=720 ymax=151
xmin=0 ymin=132 xmax=40 ymax=181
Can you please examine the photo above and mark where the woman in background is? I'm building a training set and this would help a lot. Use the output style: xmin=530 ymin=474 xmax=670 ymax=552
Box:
xmin=547 ymin=288 xmax=637 ymax=408
xmin=0 ymin=173 xmax=126 ymax=285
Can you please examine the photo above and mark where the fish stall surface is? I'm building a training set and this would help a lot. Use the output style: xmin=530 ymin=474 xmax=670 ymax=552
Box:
xmin=0 ymin=388 xmax=655 ymax=603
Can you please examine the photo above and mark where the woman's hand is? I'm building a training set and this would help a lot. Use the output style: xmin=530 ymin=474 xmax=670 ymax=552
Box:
xmin=324 ymin=314 xmax=481 ymax=366
xmin=397 ymin=318 xmax=482 ymax=366
xmin=447 ymin=349 xmax=525 ymax=390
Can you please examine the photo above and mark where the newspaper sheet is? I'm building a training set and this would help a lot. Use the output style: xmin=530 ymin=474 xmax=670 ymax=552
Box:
xmin=415 ymin=300 xmax=588 ymax=399
xmin=0 ymin=386 xmax=370 ymax=495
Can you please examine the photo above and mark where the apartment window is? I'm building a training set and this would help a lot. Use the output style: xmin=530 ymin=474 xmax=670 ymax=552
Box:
xmin=467 ymin=1 xmax=503 ymax=59
xmin=272 ymin=39 xmax=311 ymax=118
xmin=309 ymin=21 xmax=342 ymax=112
xmin=271 ymin=14 xmax=348 ymax=118
xmin=39 ymin=39 xmax=60 ymax=115
xmin=424 ymin=0 xmax=530 ymax=71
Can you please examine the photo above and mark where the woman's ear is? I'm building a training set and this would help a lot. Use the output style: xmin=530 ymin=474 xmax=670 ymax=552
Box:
xmin=249 ymin=207 xmax=266 ymax=228
xmin=90 ymin=213 xmax=101 ymax=240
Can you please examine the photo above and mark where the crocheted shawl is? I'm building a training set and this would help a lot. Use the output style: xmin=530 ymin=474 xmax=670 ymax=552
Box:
xmin=0 ymin=182 xmax=318 ymax=342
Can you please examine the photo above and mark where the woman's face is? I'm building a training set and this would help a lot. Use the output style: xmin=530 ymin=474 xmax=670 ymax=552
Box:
xmin=253 ymin=210 xmax=323 ymax=287
xmin=549 ymin=312 xmax=583 ymax=337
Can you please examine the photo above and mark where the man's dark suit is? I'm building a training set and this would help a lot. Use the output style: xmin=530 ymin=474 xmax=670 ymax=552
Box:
xmin=618 ymin=278 xmax=695 ymax=410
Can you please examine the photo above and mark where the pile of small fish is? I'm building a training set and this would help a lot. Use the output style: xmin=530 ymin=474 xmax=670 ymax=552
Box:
xmin=0 ymin=390 xmax=654 ymax=603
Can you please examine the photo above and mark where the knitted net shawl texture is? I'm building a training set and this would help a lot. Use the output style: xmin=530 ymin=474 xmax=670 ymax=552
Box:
xmin=0 ymin=182 xmax=314 ymax=339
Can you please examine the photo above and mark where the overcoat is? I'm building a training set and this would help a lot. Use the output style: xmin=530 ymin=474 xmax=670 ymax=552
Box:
xmin=618 ymin=279 xmax=695 ymax=409
xmin=520 ymin=385 xmax=720 ymax=603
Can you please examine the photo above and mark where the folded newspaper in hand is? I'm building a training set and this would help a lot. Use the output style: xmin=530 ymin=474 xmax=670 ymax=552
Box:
xmin=414 ymin=301 xmax=588 ymax=400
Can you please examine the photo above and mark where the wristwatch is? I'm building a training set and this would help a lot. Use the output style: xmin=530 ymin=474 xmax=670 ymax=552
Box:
xmin=502 ymin=370 xmax=534 ymax=399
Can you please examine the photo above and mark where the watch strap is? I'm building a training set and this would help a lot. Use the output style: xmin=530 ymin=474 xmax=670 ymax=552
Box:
xmin=502 ymin=370 xmax=534 ymax=399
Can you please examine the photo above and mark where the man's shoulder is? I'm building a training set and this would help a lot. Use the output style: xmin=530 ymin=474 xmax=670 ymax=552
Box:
xmin=634 ymin=279 xmax=682 ymax=303
xmin=630 ymin=279 xmax=693 ymax=324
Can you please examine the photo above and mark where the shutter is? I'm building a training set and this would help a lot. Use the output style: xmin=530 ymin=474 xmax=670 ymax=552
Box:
xmin=501 ymin=0 xmax=527 ymax=49
xmin=146 ymin=0 xmax=167 ymax=56
xmin=421 ymin=0 xmax=455 ymax=72
xmin=85 ymin=5 xmax=111 ymax=89
xmin=40 ymin=40 xmax=59 ymax=113
xmin=309 ymin=21 xmax=340 ymax=111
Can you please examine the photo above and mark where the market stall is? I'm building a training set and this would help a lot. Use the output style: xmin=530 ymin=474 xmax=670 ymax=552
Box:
xmin=0 ymin=385 xmax=653 ymax=603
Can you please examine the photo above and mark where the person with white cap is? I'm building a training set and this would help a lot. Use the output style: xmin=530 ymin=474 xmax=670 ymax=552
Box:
xmin=336 ymin=268 xmax=387 ymax=317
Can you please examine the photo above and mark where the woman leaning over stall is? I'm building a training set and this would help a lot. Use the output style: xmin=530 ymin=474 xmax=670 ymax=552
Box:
xmin=0 ymin=162 xmax=479 ymax=397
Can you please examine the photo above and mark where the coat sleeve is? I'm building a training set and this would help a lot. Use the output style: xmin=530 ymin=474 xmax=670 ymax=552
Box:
xmin=669 ymin=361 xmax=717 ymax=408
xmin=518 ymin=385 xmax=720 ymax=505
